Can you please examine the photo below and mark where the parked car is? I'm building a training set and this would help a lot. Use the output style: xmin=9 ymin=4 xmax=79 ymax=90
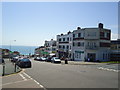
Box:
xmin=11 ymin=56 xmax=19 ymax=63
xmin=16 ymin=58 xmax=31 ymax=68
xmin=34 ymin=57 xmax=42 ymax=61
xmin=0 ymin=58 xmax=5 ymax=64
xmin=41 ymin=57 xmax=46 ymax=61
xmin=46 ymin=57 xmax=52 ymax=62
xmin=51 ymin=57 xmax=61 ymax=63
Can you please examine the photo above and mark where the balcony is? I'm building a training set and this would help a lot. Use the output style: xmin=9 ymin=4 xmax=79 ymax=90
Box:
xmin=59 ymin=41 xmax=69 ymax=44
xmin=85 ymin=46 xmax=98 ymax=50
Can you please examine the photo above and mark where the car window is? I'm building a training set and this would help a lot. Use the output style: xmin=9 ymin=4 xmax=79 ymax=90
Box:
xmin=55 ymin=57 xmax=59 ymax=59
xmin=21 ymin=59 xmax=30 ymax=62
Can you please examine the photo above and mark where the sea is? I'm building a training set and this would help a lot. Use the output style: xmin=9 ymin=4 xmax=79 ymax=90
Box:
xmin=0 ymin=45 xmax=38 ymax=55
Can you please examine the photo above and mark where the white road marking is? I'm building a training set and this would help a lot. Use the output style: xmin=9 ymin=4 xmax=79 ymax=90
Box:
xmin=40 ymin=85 xmax=44 ymax=88
xmin=33 ymin=80 xmax=40 ymax=85
xmin=19 ymin=73 xmax=27 ymax=81
xmin=22 ymin=72 xmax=32 ymax=79
xmin=98 ymin=67 xmax=119 ymax=72
xmin=22 ymin=72 xmax=45 ymax=89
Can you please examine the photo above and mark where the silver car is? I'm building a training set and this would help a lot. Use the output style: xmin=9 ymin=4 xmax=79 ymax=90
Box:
xmin=51 ymin=57 xmax=61 ymax=63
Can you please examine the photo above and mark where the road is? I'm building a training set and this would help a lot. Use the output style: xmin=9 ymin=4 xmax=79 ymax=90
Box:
xmin=23 ymin=58 xmax=119 ymax=89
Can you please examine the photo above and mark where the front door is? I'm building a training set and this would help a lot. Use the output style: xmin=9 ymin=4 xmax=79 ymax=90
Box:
xmin=87 ymin=53 xmax=96 ymax=61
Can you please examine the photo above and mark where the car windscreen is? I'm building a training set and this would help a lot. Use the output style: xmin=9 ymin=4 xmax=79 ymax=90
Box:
xmin=20 ymin=59 xmax=30 ymax=62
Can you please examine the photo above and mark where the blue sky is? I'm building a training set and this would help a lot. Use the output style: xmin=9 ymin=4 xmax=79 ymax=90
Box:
xmin=2 ymin=2 xmax=118 ymax=46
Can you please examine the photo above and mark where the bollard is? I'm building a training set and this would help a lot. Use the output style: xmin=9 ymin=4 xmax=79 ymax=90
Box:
xmin=2 ymin=65 xmax=5 ymax=76
xmin=14 ymin=64 xmax=16 ymax=72
xmin=65 ymin=59 xmax=68 ymax=64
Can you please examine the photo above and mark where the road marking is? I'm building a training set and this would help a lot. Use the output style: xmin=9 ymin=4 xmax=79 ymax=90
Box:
xmin=33 ymin=80 xmax=40 ymax=85
xmin=19 ymin=73 xmax=27 ymax=81
xmin=98 ymin=67 xmax=119 ymax=72
xmin=22 ymin=72 xmax=46 ymax=89
xmin=40 ymin=85 xmax=44 ymax=88
xmin=22 ymin=72 xmax=32 ymax=79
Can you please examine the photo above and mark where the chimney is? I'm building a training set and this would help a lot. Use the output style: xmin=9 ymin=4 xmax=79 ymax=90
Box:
xmin=98 ymin=23 xmax=103 ymax=29
xmin=67 ymin=31 xmax=71 ymax=34
xmin=61 ymin=33 xmax=63 ymax=36
xmin=77 ymin=27 xmax=81 ymax=30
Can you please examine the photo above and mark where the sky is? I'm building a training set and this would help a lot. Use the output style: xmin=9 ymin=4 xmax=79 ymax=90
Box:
xmin=1 ymin=2 xmax=118 ymax=46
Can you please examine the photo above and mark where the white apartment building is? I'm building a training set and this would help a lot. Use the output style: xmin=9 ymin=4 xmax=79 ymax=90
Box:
xmin=57 ymin=31 xmax=73 ymax=60
xmin=73 ymin=23 xmax=111 ymax=61
xmin=57 ymin=23 xmax=111 ymax=61
xmin=44 ymin=39 xmax=57 ymax=54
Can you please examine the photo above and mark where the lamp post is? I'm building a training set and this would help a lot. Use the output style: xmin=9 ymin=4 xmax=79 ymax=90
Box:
xmin=9 ymin=40 xmax=16 ymax=60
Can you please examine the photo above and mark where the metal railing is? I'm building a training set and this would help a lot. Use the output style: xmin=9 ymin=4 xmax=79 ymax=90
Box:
xmin=85 ymin=46 xmax=98 ymax=50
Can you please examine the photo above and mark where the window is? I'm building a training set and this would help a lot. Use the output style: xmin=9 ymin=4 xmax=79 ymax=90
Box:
xmin=104 ymin=32 xmax=107 ymax=38
xmin=66 ymin=45 xmax=69 ymax=49
xmin=78 ymin=33 xmax=81 ymax=37
xmin=82 ymin=42 xmax=84 ymax=46
xmin=78 ymin=42 xmax=81 ymax=46
xmin=103 ymin=53 xmax=104 ymax=60
xmin=59 ymin=45 xmax=61 ymax=49
xmin=100 ymin=32 xmax=104 ymax=38
xmin=106 ymin=54 xmax=107 ymax=59
xmin=52 ymin=48 xmax=56 ymax=51
xmin=107 ymin=33 xmax=110 ymax=38
xmin=67 ymin=37 xmax=69 ymax=41
xmin=79 ymin=53 xmax=81 ymax=59
xmin=73 ymin=42 xmax=75 ymax=46
xmin=78 ymin=42 xmax=84 ymax=47
xmin=88 ymin=42 xmax=90 ymax=46
xmin=73 ymin=34 xmax=75 ymax=38
xmin=63 ymin=45 xmax=65 ymax=49
xmin=59 ymin=38 xmax=61 ymax=42
xmin=94 ymin=42 xmax=96 ymax=47
xmin=63 ymin=38 xmax=65 ymax=41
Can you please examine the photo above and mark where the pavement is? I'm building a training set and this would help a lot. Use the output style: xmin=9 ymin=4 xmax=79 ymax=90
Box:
xmin=1 ymin=59 xmax=21 ymax=76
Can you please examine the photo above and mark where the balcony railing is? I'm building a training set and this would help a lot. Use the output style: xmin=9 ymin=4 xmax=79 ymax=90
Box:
xmin=85 ymin=46 xmax=98 ymax=50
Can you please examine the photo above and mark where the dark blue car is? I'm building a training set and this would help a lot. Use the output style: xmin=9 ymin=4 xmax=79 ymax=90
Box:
xmin=16 ymin=58 xmax=31 ymax=68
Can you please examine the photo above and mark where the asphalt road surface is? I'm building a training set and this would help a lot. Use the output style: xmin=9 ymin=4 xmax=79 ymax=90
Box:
xmin=23 ymin=58 xmax=119 ymax=89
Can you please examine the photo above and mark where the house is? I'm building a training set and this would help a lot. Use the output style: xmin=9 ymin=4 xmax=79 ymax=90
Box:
xmin=44 ymin=39 xmax=57 ymax=55
xmin=110 ymin=39 xmax=120 ymax=61
xmin=57 ymin=31 xmax=73 ymax=60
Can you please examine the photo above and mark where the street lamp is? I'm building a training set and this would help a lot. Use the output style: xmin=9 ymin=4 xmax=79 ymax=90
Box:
xmin=9 ymin=40 xmax=16 ymax=60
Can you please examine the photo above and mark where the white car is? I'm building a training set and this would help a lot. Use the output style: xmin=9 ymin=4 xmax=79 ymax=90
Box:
xmin=51 ymin=57 xmax=61 ymax=63
xmin=41 ymin=57 xmax=46 ymax=61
